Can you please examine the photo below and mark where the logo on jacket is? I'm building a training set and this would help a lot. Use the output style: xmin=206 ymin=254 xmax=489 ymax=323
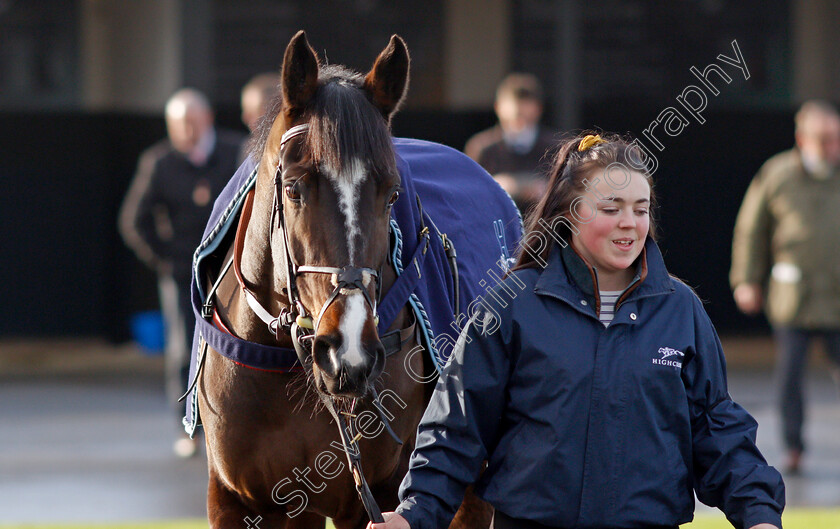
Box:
xmin=653 ymin=347 xmax=684 ymax=368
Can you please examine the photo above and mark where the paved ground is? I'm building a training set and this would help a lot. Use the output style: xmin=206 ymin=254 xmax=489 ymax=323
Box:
xmin=0 ymin=340 xmax=208 ymax=523
xmin=0 ymin=337 xmax=838 ymax=524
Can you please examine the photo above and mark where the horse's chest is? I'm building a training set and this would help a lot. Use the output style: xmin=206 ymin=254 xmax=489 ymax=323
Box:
xmin=205 ymin=396 xmax=398 ymax=518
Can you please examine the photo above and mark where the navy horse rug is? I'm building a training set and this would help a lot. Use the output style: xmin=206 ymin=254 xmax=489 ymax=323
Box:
xmin=184 ymin=137 xmax=522 ymax=435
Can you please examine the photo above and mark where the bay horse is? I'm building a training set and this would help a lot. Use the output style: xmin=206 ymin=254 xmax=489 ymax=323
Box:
xmin=192 ymin=31 xmax=497 ymax=528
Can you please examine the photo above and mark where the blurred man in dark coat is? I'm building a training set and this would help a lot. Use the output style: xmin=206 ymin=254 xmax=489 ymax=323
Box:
xmin=119 ymin=88 xmax=243 ymax=457
xmin=465 ymin=73 xmax=556 ymax=214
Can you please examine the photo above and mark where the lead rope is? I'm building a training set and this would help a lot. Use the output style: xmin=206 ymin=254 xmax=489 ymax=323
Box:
xmin=290 ymin=320 xmax=400 ymax=524
xmin=289 ymin=288 xmax=398 ymax=524
xmin=317 ymin=392 xmax=385 ymax=523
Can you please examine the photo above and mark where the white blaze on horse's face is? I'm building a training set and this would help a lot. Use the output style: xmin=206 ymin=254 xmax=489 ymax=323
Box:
xmin=338 ymin=291 xmax=368 ymax=369
xmin=322 ymin=156 xmax=375 ymax=370
xmin=324 ymin=157 xmax=366 ymax=266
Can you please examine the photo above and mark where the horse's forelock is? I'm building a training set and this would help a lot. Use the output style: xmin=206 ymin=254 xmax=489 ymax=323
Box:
xmin=249 ymin=65 xmax=396 ymax=185
xmin=307 ymin=67 xmax=396 ymax=183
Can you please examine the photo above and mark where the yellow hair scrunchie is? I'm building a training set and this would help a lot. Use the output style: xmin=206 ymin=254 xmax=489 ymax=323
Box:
xmin=578 ymin=134 xmax=607 ymax=152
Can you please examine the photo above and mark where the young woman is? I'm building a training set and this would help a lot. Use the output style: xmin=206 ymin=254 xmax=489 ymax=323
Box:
xmin=371 ymin=134 xmax=784 ymax=529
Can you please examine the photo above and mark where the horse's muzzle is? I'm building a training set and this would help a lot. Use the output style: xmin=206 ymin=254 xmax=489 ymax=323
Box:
xmin=311 ymin=333 xmax=385 ymax=397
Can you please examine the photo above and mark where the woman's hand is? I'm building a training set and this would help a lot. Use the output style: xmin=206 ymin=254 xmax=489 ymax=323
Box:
xmin=367 ymin=512 xmax=410 ymax=529
xmin=748 ymin=524 xmax=779 ymax=529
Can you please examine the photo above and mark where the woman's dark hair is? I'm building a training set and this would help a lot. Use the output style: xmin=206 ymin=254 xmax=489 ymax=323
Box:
xmin=512 ymin=132 xmax=657 ymax=271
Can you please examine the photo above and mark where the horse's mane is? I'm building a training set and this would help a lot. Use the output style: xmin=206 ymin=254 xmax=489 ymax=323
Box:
xmin=248 ymin=65 xmax=397 ymax=183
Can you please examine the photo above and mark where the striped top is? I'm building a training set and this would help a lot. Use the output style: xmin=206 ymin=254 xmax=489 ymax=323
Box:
xmin=599 ymin=290 xmax=622 ymax=326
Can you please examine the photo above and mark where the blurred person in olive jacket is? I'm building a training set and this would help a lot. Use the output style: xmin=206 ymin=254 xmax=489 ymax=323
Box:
xmin=119 ymin=88 xmax=244 ymax=457
xmin=731 ymin=100 xmax=840 ymax=474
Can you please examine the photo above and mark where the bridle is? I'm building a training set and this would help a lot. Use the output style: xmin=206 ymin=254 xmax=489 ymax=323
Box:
xmin=235 ymin=123 xmax=384 ymax=362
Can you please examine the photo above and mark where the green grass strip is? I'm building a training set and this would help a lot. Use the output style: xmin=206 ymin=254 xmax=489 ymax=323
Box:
xmin=0 ymin=523 xmax=209 ymax=529
xmin=1 ymin=509 xmax=838 ymax=529
xmin=685 ymin=509 xmax=840 ymax=528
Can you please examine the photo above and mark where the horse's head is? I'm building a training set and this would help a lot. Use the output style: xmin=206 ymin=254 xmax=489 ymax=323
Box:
xmin=252 ymin=31 xmax=409 ymax=398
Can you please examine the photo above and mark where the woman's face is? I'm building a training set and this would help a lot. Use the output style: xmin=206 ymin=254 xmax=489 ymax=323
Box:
xmin=570 ymin=167 xmax=651 ymax=290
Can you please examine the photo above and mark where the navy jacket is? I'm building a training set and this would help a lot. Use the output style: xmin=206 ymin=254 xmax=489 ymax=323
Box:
xmin=396 ymin=238 xmax=784 ymax=529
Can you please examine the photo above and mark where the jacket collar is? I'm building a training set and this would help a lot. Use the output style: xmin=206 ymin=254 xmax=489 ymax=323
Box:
xmin=534 ymin=237 xmax=673 ymax=308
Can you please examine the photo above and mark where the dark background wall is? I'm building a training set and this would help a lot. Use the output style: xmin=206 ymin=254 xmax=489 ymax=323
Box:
xmin=0 ymin=113 xmax=165 ymax=339
xmin=2 ymin=0 xmax=826 ymax=341
xmin=0 ymin=102 xmax=786 ymax=340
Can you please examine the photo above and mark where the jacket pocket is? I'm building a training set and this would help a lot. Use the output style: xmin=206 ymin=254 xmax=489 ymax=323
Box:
xmin=767 ymin=263 xmax=804 ymax=324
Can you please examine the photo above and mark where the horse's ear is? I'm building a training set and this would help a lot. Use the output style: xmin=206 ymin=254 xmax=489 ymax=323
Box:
xmin=281 ymin=30 xmax=319 ymax=117
xmin=363 ymin=35 xmax=410 ymax=124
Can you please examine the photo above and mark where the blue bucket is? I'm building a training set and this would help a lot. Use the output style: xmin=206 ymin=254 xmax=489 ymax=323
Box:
xmin=130 ymin=311 xmax=165 ymax=355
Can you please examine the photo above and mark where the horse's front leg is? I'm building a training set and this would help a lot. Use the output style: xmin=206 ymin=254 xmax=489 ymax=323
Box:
xmin=208 ymin=468 xmax=327 ymax=529
xmin=207 ymin=468 xmax=262 ymax=528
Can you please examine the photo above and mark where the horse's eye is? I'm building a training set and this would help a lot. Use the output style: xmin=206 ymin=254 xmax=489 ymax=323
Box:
xmin=388 ymin=190 xmax=400 ymax=207
xmin=285 ymin=183 xmax=301 ymax=202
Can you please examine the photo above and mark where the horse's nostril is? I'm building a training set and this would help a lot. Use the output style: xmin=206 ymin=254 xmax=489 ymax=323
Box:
xmin=312 ymin=334 xmax=341 ymax=376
